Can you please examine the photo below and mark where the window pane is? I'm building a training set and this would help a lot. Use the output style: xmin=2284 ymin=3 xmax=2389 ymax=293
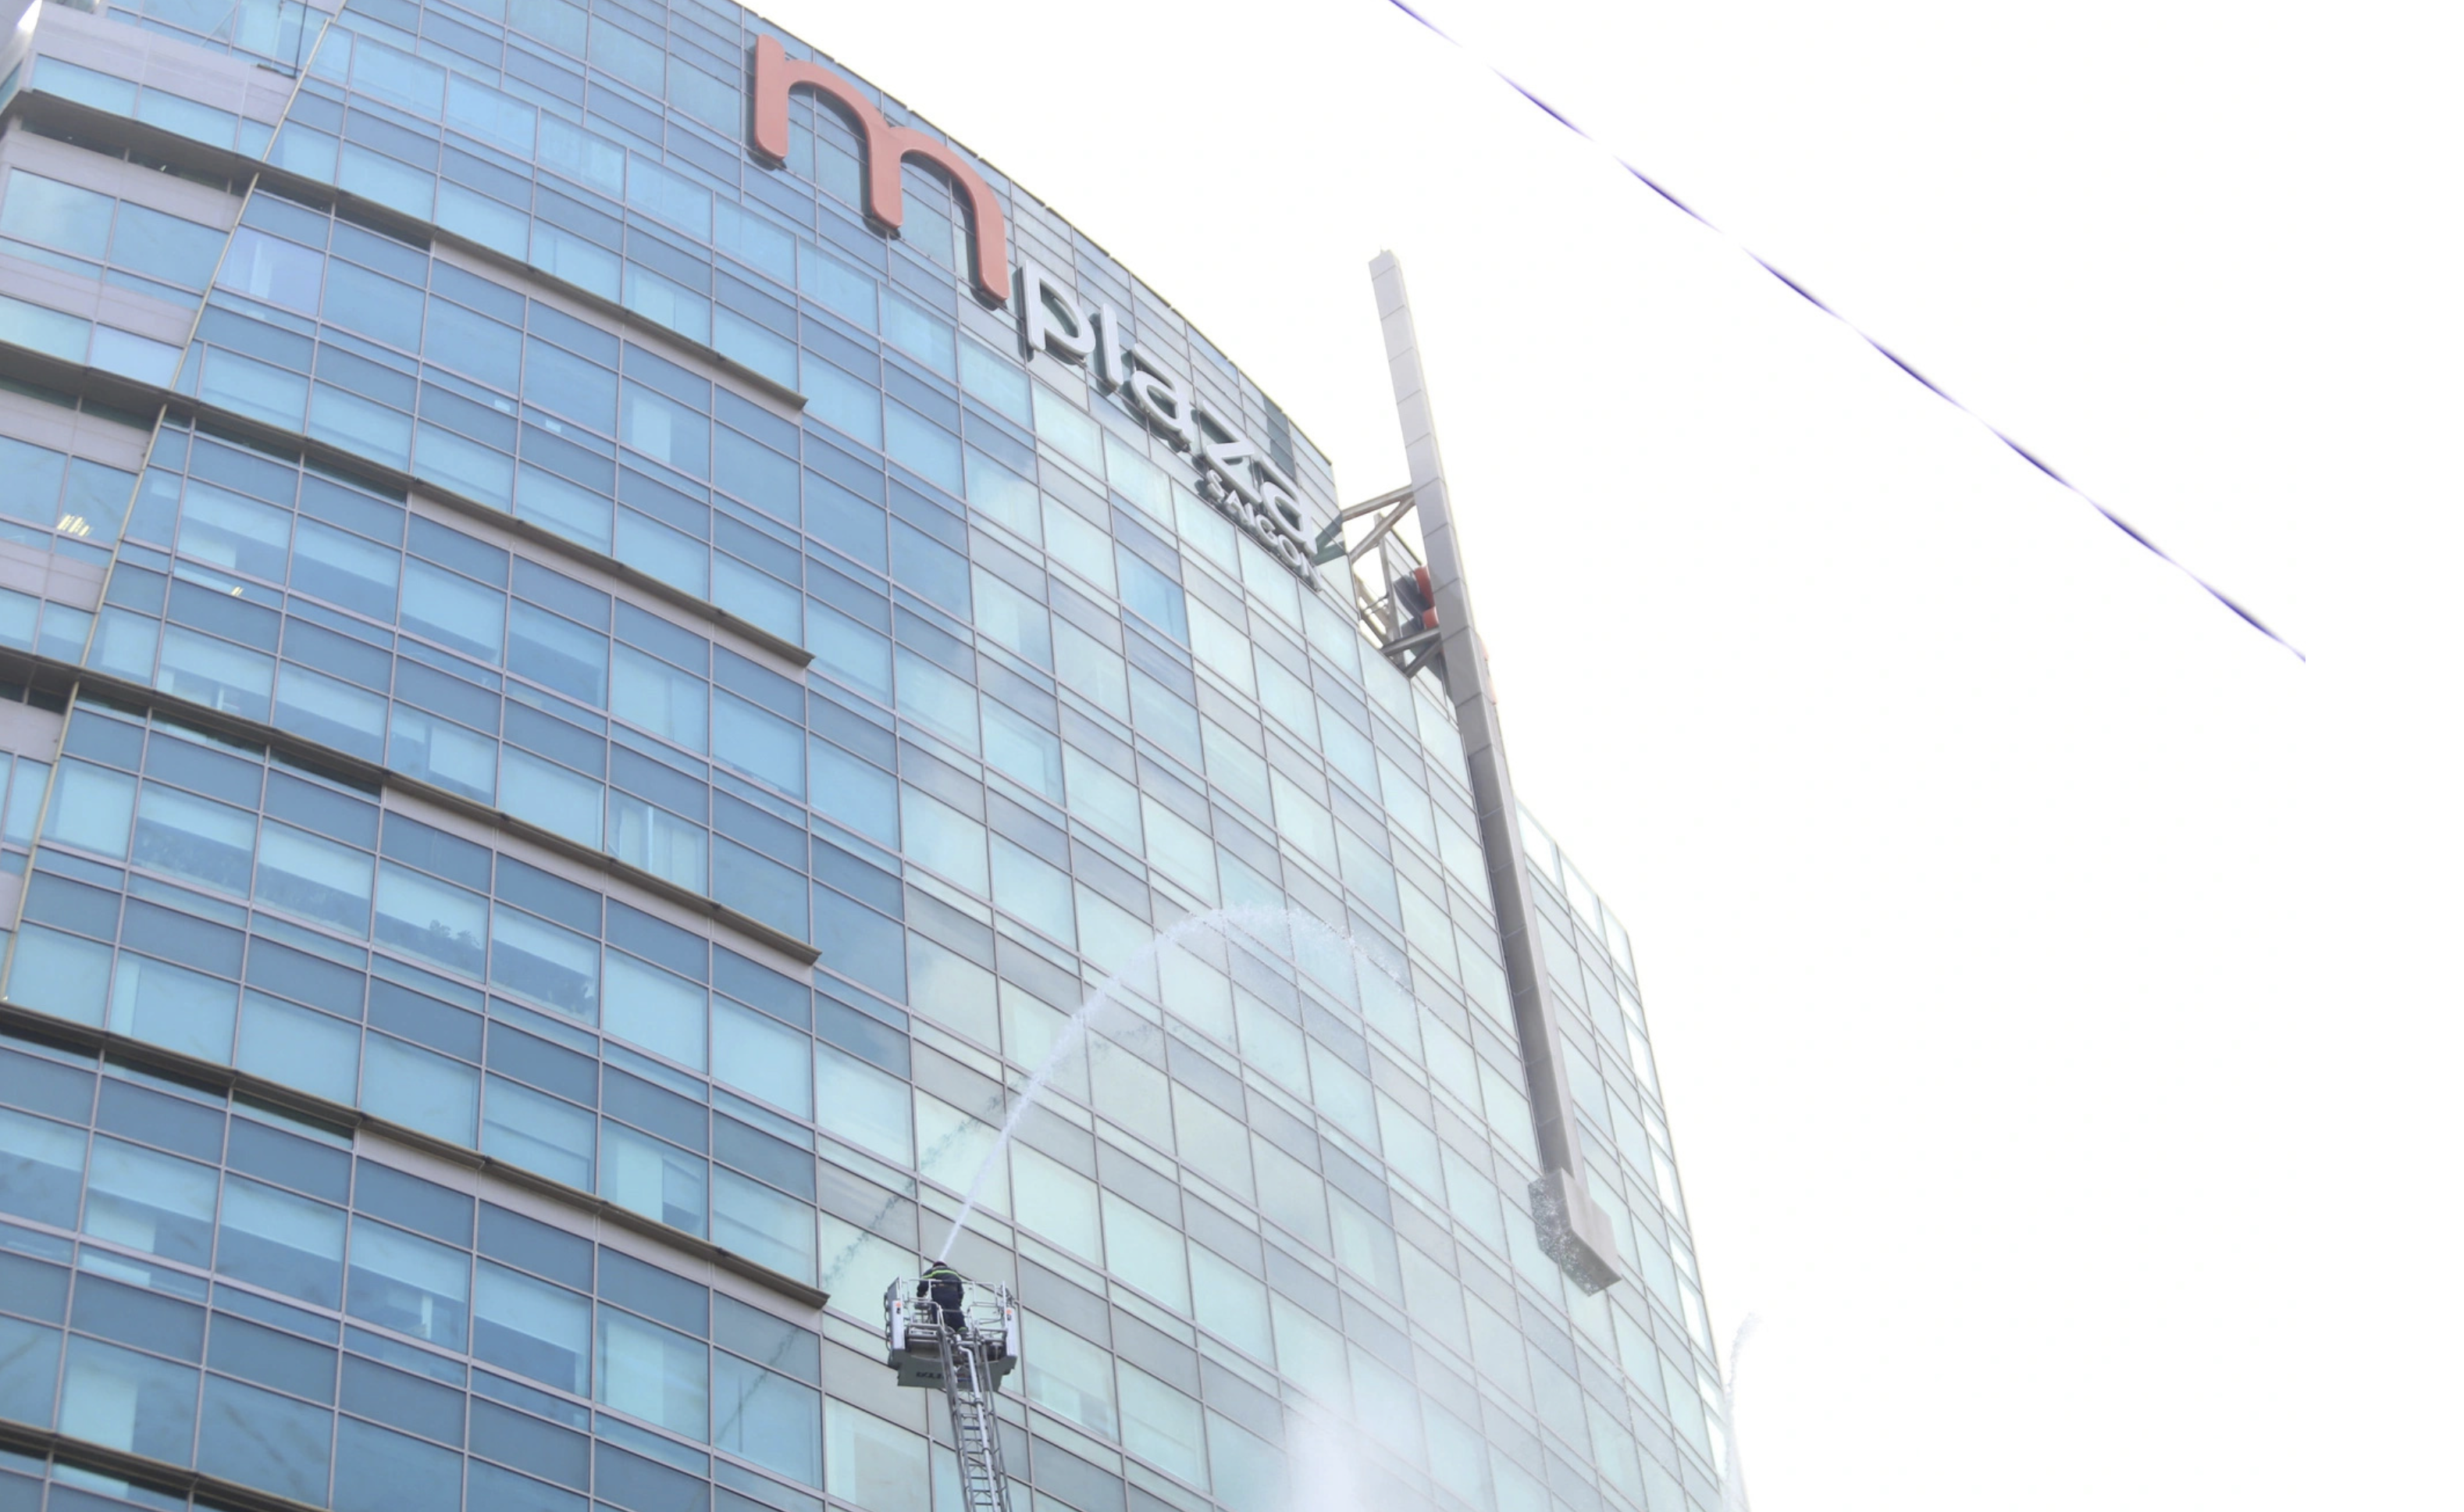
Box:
xmin=806 ymin=603 xmax=889 ymax=702
xmin=291 ymin=517 xmax=401 ymax=606
xmin=374 ymin=863 xmax=486 ymax=976
xmin=1100 ymin=1193 xmax=1189 ymax=1312
xmin=619 ymin=385 xmax=709 ymax=477
xmin=475 ymin=1260 xmax=590 ymax=1393
xmin=523 ymin=341 xmax=616 ymax=432
xmin=1023 ymin=1318 xmax=1115 ymax=1439
xmin=479 ymin=1076 xmax=594 ymax=1191
xmin=61 ymin=459 xmax=136 ymax=541
xmin=887 ymin=520 xmax=967 ymax=615
xmin=6 ymin=927 xmax=112 ymax=1025
xmin=488 ymin=902 xmax=599 ymax=1020
xmin=255 ymin=821 xmax=373 ymax=933
xmin=1060 ymin=747 xmax=1138 ymax=851
xmin=1117 ymin=550 xmax=1187 ymax=642
xmin=600 ymin=1122 xmax=707 ymax=1236
xmin=84 ymin=1136 xmax=218 ymax=1265
xmin=0 ymin=1106 xmax=87 ymax=1228
xmin=444 ymin=73 xmax=536 ymax=154
xmin=234 ymin=995 xmax=361 ymax=1110
xmin=814 ymin=1043 xmax=909 ymax=1165
xmin=1 ymin=172 xmax=113 ymax=257
xmin=824 ymin=1402 xmax=927 ymax=1512
xmin=426 ymin=299 xmax=523 ymax=392
xmin=611 ymin=645 xmax=707 ymax=751
xmin=1043 ymin=500 xmax=1113 ymax=593
xmin=323 ymin=259 xmax=425 ymax=351
xmin=347 ymin=1217 xmax=470 ymax=1349
xmin=60 ymin=1336 xmax=198 ymax=1462
xmin=361 ymin=1033 xmax=479 ymax=1144
xmin=806 ymin=740 xmax=894 ymax=847
xmin=892 ymin=650 xmax=974 ymax=753
xmin=0 ymin=437 xmax=66 ymax=523
xmin=595 ymin=1307 xmax=706 ymax=1439
xmin=176 ymin=480 xmax=293 ymax=579
xmin=273 ymin=663 xmax=388 ymax=763
xmin=712 ymin=1353 xmax=818 ymax=1486
xmin=981 ymin=701 xmax=1062 ymax=803
xmin=134 ymin=783 xmax=256 ymax=894
xmin=881 ymin=295 xmax=952 ymax=377
xmin=971 ymin=569 xmax=1049 ymax=669
xmin=1269 ymin=1295 xmax=1348 ymax=1409
xmin=607 ymin=794 xmax=707 ymax=892
xmin=963 ymin=451 xmax=1035 ymax=540
xmin=602 ymin=951 xmax=704 ymax=1070
xmin=335 ymin=1418 xmax=459 ymax=1512
xmin=913 ymin=1093 xmax=1002 ymax=1214
xmin=500 ymin=747 xmax=604 ymax=850
xmin=898 ymin=786 xmax=985 ymax=894
xmin=401 ymin=559 xmax=505 ymax=662
xmin=0 ymin=1318 xmax=60 ymax=1428
xmin=712 ymin=693 xmax=801 ymax=798
xmin=109 ymin=202 xmax=226 ymax=287
xmin=199 ymin=1375 xmax=333 ymax=1503
xmin=45 ymin=758 xmax=137 ymax=858
xmin=1030 ymin=384 xmax=1101 ymax=473
xmin=1052 ymin=622 xmax=1127 ymax=719
xmin=2 ymin=758 xmax=47 ymax=845
xmin=712 ymin=553 xmax=800 ymax=642
xmin=711 ymin=1168 xmax=814 ymax=1284
xmin=799 ymin=355 xmax=880 ymax=446
xmin=107 ymin=953 xmax=239 ymax=1062
xmin=711 ymin=997 xmax=810 ymax=1118
xmin=218 ymin=227 xmax=324 ymax=312
xmin=509 ymin=602 xmax=607 ymax=704
xmin=159 ymin=623 xmax=279 ymax=722
xmin=1009 ymin=1146 xmax=1098 ymax=1262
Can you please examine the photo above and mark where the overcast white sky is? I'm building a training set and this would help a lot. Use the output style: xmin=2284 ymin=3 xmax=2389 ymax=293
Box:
xmin=767 ymin=1 xmax=2462 ymax=1507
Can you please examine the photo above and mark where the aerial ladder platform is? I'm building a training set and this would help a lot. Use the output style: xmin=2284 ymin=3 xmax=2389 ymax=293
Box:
xmin=884 ymin=1274 xmax=1020 ymax=1512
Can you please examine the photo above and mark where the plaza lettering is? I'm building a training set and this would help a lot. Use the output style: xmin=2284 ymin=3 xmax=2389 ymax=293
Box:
xmin=1017 ymin=262 xmax=1316 ymax=583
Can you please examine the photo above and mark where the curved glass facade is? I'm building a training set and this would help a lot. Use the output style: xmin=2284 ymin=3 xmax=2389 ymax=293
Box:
xmin=0 ymin=2 xmax=1728 ymax=1510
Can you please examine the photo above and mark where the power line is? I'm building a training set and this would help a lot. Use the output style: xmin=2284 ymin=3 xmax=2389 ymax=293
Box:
xmin=1382 ymin=0 xmax=2305 ymax=661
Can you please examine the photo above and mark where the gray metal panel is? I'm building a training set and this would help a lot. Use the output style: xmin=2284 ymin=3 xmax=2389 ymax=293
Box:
xmin=1367 ymin=251 xmax=1622 ymax=1293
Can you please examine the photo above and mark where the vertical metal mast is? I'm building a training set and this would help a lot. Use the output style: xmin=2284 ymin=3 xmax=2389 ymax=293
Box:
xmin=1368 ymin=251 xmax=1624 ymax=1293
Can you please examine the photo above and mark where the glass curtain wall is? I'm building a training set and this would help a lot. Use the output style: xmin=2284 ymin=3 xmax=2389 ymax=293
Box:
xmin=0 ymin=1 xmax=1729 ymax=1510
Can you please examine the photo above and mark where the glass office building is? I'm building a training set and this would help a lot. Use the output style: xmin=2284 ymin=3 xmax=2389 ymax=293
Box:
xmin=0 ymin=2 xmax=1729 ymax=1510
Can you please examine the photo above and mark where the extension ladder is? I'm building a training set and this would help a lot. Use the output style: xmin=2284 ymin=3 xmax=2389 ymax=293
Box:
xmin=938 ymin=1326 xmax=1014 ymax=1512
xmin=884 ymin=1277 xmax=1022 ymax=1512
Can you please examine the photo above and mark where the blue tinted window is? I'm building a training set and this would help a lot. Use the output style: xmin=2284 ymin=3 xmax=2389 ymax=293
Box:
xmin=887 ymin=521 xmax=967 ymax=616
xmin=881 ymin=296 xmax=953 ymax=378
xmin=324 ymin=261 xmax=426 ymax=352
xmin=508 ymin=602 xmax=607 ymax=704
xmin=1117 ymin=549 xmax=1187 ymax=643
xmin=109 ymin=201 xmax=226 ymax=287
xmin=0 ymin=171 xmax=112 ymax=257
xmin=619 ymin=384 xmax=710 ymax=479
xmin=523 ymin=340 xmax=617 ymax=433
xmin=219 ymin=227 xmax=325 ymax=313
xmin=426 ymin=300 xmax=523 ymax=392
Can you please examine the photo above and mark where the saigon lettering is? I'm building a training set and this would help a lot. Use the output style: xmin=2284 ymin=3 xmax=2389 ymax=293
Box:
xmin=750 ymin=40 xmax=1319 ymax=583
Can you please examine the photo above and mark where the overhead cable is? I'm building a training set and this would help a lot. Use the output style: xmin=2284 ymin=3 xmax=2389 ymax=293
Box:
xmin=1380 ymin=0 xmax=2304 ymax=660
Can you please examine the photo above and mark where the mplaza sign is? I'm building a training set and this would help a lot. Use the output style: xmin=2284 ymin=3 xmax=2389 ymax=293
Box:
xmin=750 ymin=37 xmax=1318 ymax=583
